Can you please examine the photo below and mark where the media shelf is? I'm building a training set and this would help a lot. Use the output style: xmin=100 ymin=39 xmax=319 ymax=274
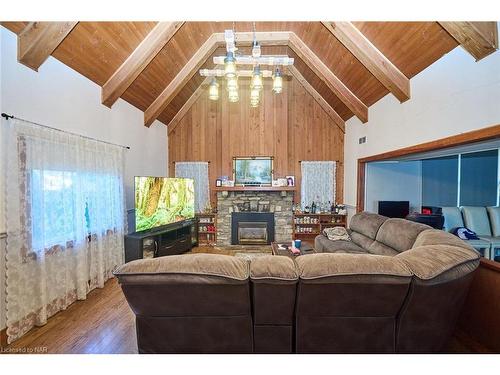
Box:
xmin=124 ymin=220 xmax=194 ymax=263
xmin=196 ymin=213 xmax=217 ymax=246
xmin=292 ymin=213 xmax=347 ymax=240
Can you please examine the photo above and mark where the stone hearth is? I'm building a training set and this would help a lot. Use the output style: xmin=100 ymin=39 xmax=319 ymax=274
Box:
xmin=216 ymin=191 xmax=293 ymax=246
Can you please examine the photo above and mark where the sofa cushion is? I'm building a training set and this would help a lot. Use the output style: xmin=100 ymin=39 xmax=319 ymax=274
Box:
xmin=375 ymin=218 xmax=431 ymax=253
xmin=396 ymin=245 xmax=480 ymax=281
xmin=461 ymin=206 xmax=492 ymax=236
xmin=350 ymin=231 xmax=375 ymax=251
xmin=114 ymin=253 xmax=249 ymax=284
xmin=442 ymin=207 xmax=464 ymax=232
xmin=296 ymin=253 xmax=412 ymax=281
xmin=367 ymin=241 xmax=400 ymax=257
xmin=413 ymin=229 xmax=475 ymax=251
xmin=315 ymin=235 xmax=366 ymax=254
xmin=350 ymin=212 xmax=388 ymax=239
xmin=487 ymin=206 xmax=500 ymax=237
xmin=250 ymin=255 xmax=298 ymax=283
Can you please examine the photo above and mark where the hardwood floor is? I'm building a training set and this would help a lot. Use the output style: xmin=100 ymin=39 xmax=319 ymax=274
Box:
xmin=1 ymin=278 xmax=137 ymax=354
xmin=0 ymin=246 xmax=489 ymax=354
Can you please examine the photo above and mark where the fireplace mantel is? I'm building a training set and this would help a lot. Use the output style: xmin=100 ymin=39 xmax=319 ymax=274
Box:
xmin=214 ymin=186 xmax=296 ymax=192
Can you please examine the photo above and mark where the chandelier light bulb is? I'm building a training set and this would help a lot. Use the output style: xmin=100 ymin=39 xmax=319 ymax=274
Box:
xmin=250 ymin=88 xmax=260 ymax=100
xmin=251 ymin=65 xmax=263 ymax=91
xmin=224 ymin=51 xmax=236 ymax=79
xmin=208 ymin=78 xmax=219 ymax=101
xmin=226 ymin=76 xmax=238 ymax=91
xmin=228 ymin=87 xmax=239 ymax=103
xmin=272 ymin=69 xmax=283 ymax=94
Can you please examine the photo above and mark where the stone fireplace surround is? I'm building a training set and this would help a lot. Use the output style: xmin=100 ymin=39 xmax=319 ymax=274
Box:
xmin=216 ymin=190 xmax=294 ymax=246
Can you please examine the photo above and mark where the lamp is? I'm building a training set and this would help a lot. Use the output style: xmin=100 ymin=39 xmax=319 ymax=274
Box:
xmin=251 ymin=65 xmax=263 ymax=91
xmin=224 ymin=51 xmax=236 ymax=78
xmin=272 ymin=68 xmax=283 ymax=94
xmin=208 ymin=78 xmax=219 ymax=101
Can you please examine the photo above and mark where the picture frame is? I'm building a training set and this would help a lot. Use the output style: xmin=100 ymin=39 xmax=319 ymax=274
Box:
xmin=286 ymin=175 xmax=295 ymax=186
xmin=215 ymin=179 xmax=222 ymax=187
xmin=232 ymin=156 xmax=274 ymax=186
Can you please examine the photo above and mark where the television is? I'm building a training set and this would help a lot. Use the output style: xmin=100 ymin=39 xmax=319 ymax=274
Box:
xmin=233 ymin=157 xmax=273 ymax=186
xmin=378 ymin=201 xmax=410 ymax=219
xmin=135 ymin=177 xmax=195 ymax=232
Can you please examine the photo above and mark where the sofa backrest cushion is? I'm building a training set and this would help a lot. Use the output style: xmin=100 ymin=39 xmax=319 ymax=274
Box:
xmin=250 ymin=255 xmax=298 ymax=284
xmin=375 ymin=218 xmax=431 ymax=253
xmin=441 ymin=207 xmax=465 ymax=232
xmin=350 ymin=231 xmax=375 ymax=251
xmin=413 ymin=229 xmax=475 ymax=251
xmin=349 ymin=212 xmax=388 ymax=239
xmin=461 ymin=206 xmax=492 ymax=236
xmin=487 ymin=206 xmax=500 ymax=237
xmin=295 ymin=253 xmax=412 ymax=319
xmin=296 ymin=253 xmax=412 ymax=282
xmin=396 ymin=244 xmax=480 ymax=282
xmin=114 ymin=253 xmax=249 ymax=284
xmin=114 ymin=254 xmax=250 ymax=317
xmin=367 ymin=241 xmax=400 ymax=256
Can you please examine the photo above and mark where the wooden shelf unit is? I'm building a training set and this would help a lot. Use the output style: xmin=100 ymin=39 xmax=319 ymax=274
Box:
xmin=196 ymin=213 xmax=217 ymax=246
xmin=293 ymin=212 xmax=347 ymax=240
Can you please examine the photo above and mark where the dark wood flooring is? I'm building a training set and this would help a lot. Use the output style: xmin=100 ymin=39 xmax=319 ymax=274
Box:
xmin=0 ymin=246 xmax=490 ymax=354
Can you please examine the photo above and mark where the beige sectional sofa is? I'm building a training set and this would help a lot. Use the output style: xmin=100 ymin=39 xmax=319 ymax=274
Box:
xmin=114 ymin=212 xmax=480 ymax=354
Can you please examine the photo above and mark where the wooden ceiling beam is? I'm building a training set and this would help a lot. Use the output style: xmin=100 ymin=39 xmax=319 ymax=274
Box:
xmin=145 ymin=31 xmax=292 ymax=127
xmin=102 ymin=21 xmax=185 ymax=108
xmin=322 ymin=21 xmax=410 ymax=103
xmin=438 ymin=22 xmax=498 ymax=61
xmin=288 ymin=32 xmax=369 ymax=123
xmin=288 ymin=65 xmax=345 ymax=133
xmin=17 ymin=22 xmax=78 ymax=71
xmin=144 ymin=33 xmax=220 ymax=127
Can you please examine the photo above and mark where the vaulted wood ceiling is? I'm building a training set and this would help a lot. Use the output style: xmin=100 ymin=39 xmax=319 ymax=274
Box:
xmin=1 ymin=21 xmax=498 ymax=128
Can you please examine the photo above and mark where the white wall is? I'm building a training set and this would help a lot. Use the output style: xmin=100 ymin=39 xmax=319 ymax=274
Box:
xmin=344 ymin=23 xmax=500 ymax=211
xmin=0 ymin=27 xmax=168 ymax=330
xmin=365 ymin=161 xmax=422 ymax=214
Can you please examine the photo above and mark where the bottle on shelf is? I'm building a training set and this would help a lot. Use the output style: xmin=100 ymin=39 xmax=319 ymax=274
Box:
xmin=311 ymin=201 xmax=316 ymax=214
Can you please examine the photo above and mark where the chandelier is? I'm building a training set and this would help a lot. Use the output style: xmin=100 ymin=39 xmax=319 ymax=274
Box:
xmin=199 ymin=25 xmax=294 ymax=107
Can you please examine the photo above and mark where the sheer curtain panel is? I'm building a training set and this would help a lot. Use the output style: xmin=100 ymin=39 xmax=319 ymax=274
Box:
xmin=300 ymin=161 xmax=336 ymax=210
xmin=2 ymin=118 xmax=126 ymax=343
xmin=175 ymin=162 xmax=210 ymax=212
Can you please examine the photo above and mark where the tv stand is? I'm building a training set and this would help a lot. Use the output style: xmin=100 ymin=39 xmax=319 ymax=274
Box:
xmin=124 ymin=220 xmax=194 ymax=263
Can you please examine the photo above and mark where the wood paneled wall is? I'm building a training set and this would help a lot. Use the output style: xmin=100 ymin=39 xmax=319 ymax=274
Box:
xmin=168 ymin=77 xmax=344 ymax=206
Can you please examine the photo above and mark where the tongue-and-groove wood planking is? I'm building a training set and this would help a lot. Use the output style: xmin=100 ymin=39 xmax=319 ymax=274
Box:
xmin=1 ymin=21 xmax=461 ymax=126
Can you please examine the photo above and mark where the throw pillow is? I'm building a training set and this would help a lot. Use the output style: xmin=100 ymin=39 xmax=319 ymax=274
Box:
xmin=451 ymin=227 xmax=480 ymax=240
xmin=323 ymin=227 xmax=351 ymax=241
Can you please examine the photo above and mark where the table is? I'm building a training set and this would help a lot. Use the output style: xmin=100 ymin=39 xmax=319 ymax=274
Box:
xmin=271 ymin=241 xmax=316 ymax=258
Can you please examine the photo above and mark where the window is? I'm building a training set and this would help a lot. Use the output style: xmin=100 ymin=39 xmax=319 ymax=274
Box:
xmin=460 ymin=150 xmax=499 ymax=206
xmin=31 ymin=169 xmax=122 ymax=251
xmin=422 ymin=155 xmax=459 ymax=207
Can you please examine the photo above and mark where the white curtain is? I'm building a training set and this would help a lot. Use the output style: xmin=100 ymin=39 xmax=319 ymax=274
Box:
xmin=301 ymin=161 xmax=336 ymax=210
xmin=175 ymin=162 xmax=209 ymax=213
xmin=3 ymin=118 xmax=126 ymax=344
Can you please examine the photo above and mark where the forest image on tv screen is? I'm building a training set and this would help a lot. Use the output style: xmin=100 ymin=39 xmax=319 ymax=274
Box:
xmin=135 ymin=177 xmax=194 ymax=232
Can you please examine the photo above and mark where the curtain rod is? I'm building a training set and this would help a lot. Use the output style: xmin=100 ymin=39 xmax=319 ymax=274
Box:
xmin=1 ymin=112 xmax=130 ymax=150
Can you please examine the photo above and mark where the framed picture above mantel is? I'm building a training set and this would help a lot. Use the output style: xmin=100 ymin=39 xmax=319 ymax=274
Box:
xmin=232 ymin=156 xmax=273 ymax=186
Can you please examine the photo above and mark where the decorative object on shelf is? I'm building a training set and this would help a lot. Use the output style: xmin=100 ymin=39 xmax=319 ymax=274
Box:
xmin=221 ymin=179 xmax=235 ymax=187
xmin=196 ymin=213 xmax=217 ymax=246
xmin=292 ymin=212 xmax=347 ymax=240
xmin=286 ymin=175 xmax=295 ymax=186
xmin=199 ymin=24 xmax=294 ymax=107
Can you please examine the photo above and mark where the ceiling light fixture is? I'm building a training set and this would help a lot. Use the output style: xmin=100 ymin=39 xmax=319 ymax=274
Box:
xmin=200 ymin=24 xmax=294 ymax=105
